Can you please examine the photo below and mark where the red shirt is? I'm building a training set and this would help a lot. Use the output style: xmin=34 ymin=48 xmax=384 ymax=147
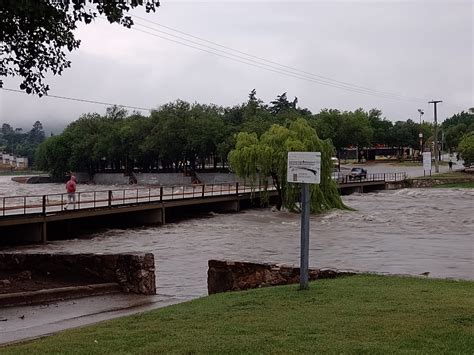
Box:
xmin=66 ymin=180 xmax=76 ymax=193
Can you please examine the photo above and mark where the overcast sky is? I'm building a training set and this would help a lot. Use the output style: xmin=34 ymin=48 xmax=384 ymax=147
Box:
xmin=1 ymin=0 xmax=472 ymax=133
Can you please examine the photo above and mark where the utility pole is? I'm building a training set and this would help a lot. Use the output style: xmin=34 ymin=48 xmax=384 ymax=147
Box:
xmin=428 ymin=100 xmax=442 ymax=173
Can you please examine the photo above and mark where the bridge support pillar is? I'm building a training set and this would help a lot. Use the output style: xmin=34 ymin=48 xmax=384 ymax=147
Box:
xmin=41 ymin=222 xmax=47 ymax=244
xmin=214 ymin=200 xmax=240 ymax=213
xmin=130 ymin=208 xmax=165 ymax=225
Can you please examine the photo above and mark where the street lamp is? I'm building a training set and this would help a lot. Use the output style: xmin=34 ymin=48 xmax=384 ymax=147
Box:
xmin=418 ymin=109 xmax=424 ymax=158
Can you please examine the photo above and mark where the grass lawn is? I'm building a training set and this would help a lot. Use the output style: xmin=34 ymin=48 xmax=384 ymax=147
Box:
xmin=434 ymin=182 xmax=474 ymax=188
xmin=417 ymin=171 xmax=474 ymax=180
xmin=3 ymin=275 xmax=473 ymax=354
xmin=390 ymin=160 xmax=449 ymax=167
xmin=0 ymin=170 xmax=44 ymax=176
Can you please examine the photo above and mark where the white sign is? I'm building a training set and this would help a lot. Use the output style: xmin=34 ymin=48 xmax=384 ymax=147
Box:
xmin=287 ymin=152 xmax=321 ymax=184
xmin=423 ymin=152 xmax=432 ymax=171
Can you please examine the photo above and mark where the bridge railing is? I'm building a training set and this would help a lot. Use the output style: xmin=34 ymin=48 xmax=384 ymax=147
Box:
xmin=0 ymin=182 xmax=268 ymax=217
xmin=335 ymin=172 xmax=407 ymax=184
xmin=0 ymin=173 xmax=407 ymax=217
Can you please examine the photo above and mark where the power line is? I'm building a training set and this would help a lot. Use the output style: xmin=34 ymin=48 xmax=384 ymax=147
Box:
xmin=91 ymin=13 xmax=466 ymax=111
xmin=1 ymin=88 xmax=153 ymax=111
xmin=130 ymin=20 xmax=468 ymax=112
xmin=128 ymin=25 xmax=425 ymax=103
xmin=129 ymin=13 xmax=429 ymax=103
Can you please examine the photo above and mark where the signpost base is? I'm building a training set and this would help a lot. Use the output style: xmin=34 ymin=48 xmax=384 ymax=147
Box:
xmin=300 ymin=183 xmax=310 ymax=290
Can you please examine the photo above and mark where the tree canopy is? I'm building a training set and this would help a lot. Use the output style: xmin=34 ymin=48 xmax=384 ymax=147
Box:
xmin=0 ymin=121 xmax=45 ymax=164
xmin=0 ymin=0 xmax=160 ymax=95
xmin=228 ymin=118 xmax=345 ymax=212
xmin=441 ymin=111 xmax=474 ymax=151
xmin=458 ymin=132 xmax=474 ymax=167
xmin=31 ymin=90 xmax=471 ymax=176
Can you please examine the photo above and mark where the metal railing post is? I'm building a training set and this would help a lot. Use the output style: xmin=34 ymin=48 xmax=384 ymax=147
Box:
xmin=108 ymin=190 xmax=112 ymax=207
xmin=94 ymin=191 xmax=96 ymax=209
xmin=160 ymin=186 xmax=163 ymax=202
xmin=24 ymin=196 xmax=26 ymax=214
xmin=236 ymin=182 xmax=239 ymax=195
xmin=202 ymin=184 xmax=205 ymax=198
xmin=42 ymin=195 xmax=46 ymax=215
xmin=2 ymin=198 xmax=5 ymax=216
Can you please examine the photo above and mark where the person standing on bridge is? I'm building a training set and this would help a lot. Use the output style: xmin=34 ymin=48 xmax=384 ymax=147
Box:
xmin=65 ymin=175 xmax=77 ymax=210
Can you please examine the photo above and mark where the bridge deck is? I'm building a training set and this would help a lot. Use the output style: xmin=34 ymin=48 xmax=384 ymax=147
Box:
xmin=0 ymin=173 xmax=406 ymax=225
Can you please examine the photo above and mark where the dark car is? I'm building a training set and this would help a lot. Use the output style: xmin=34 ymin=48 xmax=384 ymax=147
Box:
xmin=348 ymin=167 xmax=367 ymax=180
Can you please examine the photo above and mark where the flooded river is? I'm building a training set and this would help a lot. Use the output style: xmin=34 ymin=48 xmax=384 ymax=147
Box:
xmin=1 ymin=176 xmax=473 ymax=302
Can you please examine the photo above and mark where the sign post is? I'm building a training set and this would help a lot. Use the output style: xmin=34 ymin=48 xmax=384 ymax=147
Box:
xmin=423 ymin=151 xmax=432 ymax=177
xmin=287 ymin=152 xmax=321 ymax=290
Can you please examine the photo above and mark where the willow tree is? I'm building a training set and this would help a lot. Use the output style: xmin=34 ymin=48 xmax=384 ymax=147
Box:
xmin=228 ymin=118 xmax=345 ymax=213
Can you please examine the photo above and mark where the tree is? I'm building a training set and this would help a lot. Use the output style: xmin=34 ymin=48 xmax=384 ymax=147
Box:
xmin=1 ymin=0 xmax=160 ymax=96
xmin=341 ymin=109 xmax=373 ymax=151
xmin=269 ymin=92 xmax=292 ymax=116
xmin=389 ymin=119 xmax=419 ymax=150
xmin=35 ymin=134 xmax=72 ymax=178
xmin=442 ymin=111 xmax=474 ymax=151
xmin=458 ymin=132 xmax=474 ymax=166
xmin=228 ymin=118 xmax=345 ymax=212
xmin=367 ymin=109 xmax=393 ymax=146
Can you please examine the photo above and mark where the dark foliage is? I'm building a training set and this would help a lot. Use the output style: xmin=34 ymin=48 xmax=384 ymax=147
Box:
xmin=0 ymin=0 xmax=160 ymax=96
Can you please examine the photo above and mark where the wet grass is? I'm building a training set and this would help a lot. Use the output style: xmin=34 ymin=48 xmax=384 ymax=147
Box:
xmin=3 ymin=275 xmax=473 ymax=354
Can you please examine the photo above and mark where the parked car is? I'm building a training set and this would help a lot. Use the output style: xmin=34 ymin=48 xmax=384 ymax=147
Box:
xmin=348 ymin=167 xmax=367 ymax=180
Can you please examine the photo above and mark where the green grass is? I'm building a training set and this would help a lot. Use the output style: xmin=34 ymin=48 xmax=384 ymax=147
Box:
xmin=417 ymin=171 xmax=474 ymax=180
xmin=434 ymin=182 xmax=474 ymax=188
xmin=3 ymin=275 xmax=473 ymax=354
xmin=390 ymin=160 xmax=449 ymax=167
xmin=0 ymin=170 xmax=44 ymax=176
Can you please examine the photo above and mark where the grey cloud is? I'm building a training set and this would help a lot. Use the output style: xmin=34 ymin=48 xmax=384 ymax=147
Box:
xmin=1 ymin=0 xmax=472 ymax=131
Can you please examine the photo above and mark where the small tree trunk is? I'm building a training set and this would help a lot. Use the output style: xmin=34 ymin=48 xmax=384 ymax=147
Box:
xmin=271 ymin=172 xmax=283 ymax=210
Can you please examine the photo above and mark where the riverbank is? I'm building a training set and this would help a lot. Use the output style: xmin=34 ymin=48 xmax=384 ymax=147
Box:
xmin=3 ymin=275 xmax=473 ymax=353
xmin=434 ymin=182 xmax=474 ymax=188
xmin=407 ymin=171 xmax=474 ymax=188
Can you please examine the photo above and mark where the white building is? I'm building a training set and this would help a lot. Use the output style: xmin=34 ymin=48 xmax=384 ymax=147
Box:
xmin=0 ymin=153 xmax=29 ymax=169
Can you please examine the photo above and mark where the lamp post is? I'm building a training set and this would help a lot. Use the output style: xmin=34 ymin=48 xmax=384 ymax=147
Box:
xmin=418 ymin=109 xmax=424 ymax=160
xmin=428 ymin=100 xmax=442 ymax=173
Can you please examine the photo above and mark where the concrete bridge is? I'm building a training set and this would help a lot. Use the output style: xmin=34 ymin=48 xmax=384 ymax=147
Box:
xmin=0 ymin=173 xmax=406 ymax=244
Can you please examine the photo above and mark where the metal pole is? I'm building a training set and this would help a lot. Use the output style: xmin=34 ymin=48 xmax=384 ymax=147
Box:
xmin=429 ymin=100 xmax=442 ymax=173
xmin=418 ymin=109 xmax=424 ymax=158
xmin=300 ymin=183 xmax=310 ymax=290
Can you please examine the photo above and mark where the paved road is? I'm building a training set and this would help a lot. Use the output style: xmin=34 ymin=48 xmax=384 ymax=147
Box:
xmin=341 ymin=156 xmax=464 ymax=178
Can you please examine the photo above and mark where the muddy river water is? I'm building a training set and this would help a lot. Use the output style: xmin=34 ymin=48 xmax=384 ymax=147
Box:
xmin=0 ymin=175 xmax=473 ymax=343
xmin=1 ymin=176 xmax=473 ymax=297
